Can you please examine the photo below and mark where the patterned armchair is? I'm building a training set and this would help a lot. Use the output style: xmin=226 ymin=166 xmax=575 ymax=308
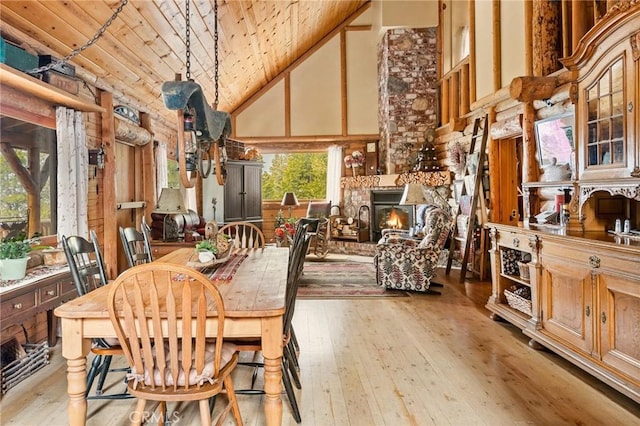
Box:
xmin=375 ymin=207 xmax=453 ymax=294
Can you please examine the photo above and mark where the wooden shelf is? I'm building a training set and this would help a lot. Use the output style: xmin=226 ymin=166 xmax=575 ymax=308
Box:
xmin=500 ymin=273 xmax=531 ymax=287
xmin=0 ymin=63 xmax=104 ymax=113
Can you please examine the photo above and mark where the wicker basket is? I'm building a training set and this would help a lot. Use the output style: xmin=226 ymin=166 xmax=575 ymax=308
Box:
xmin=504 ymin=289 xmax=532 ymax=316
xmin=1 ymin=339 xmax=49 ymax=394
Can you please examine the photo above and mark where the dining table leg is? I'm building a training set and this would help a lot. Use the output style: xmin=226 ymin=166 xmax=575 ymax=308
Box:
xmin=261 ymin=315 xmax=284 ymax=426
xmin=60 ymin=318 xmax=91 ymax=426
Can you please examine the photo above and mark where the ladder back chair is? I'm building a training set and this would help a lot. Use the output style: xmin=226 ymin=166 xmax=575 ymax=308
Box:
xmin=233 ymin=223 xmax=311 ymax=423
xmin=119 ymin=226 xmax=153 ymax=268
xmin=141 ymin=216 xmax=154 ymax=262
xmin=107 ymin=263 xmax=243 ymax=426
xmin=219 ymin=222 xmax=265 ymax=248
xmin=61 ymin=230 xmax=131 ymax=400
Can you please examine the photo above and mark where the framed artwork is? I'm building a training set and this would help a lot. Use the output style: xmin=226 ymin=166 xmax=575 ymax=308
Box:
xmin=534 ymin=113 xmax=574 ymax=166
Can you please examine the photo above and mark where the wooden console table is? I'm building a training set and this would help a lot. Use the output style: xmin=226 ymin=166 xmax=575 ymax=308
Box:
xmin=149 ymin=240 xmax=195 ymax=259
xmin=0 ymin=266 xmax=75 ymax=346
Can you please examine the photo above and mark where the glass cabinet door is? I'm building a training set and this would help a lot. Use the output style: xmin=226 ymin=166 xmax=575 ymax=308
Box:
xmin=585 ymin=57 xmax=625 ymax=167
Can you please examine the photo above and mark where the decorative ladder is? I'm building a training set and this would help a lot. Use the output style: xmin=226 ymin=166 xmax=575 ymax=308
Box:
xmin=446 ymin=114 xmax=489 ymax=282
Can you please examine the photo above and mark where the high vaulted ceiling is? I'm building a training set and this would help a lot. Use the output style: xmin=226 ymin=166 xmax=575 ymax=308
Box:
xmin=0 ymin=0 xmax=370 ymax=126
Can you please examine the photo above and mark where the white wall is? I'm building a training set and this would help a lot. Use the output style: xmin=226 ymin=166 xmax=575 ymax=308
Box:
xmin=235 ymin=80 xmax=285 ymax=137
xmin=290 ymin=37 xmax=342 ymax=135
xmin=500 ymin=1 xmax=526 ymax=87
xmin=475 ymin=0 xmax=495 ymax=100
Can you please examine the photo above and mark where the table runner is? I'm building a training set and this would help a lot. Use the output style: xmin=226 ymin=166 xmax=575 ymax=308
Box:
xmin=175 ymin=253 xmax=249 ymax=282
xmin=205 ymin=253 xmax=248 ymax=281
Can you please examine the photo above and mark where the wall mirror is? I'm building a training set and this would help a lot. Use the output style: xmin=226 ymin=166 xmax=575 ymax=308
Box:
xmin=534 ymin=113 xmax=574 ymax=166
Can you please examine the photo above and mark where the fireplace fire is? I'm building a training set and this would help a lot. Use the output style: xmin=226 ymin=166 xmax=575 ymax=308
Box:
xmin=371 ymin=190 xmax=413 ymax=241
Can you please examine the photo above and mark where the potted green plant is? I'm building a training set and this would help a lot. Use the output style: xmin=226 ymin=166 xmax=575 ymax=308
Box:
xmin=0 ymin=234 xmax=32 ymax=280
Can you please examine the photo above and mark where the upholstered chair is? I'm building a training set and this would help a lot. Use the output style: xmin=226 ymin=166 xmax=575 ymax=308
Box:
xmin=375 ymin=207 xmax=453 ymax=294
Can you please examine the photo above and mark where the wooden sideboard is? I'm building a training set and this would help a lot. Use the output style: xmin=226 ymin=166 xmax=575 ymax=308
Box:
xmin=486 ymin=222 xmax=640 ymax=404
xmin=0 ymin=267 xmax=76 ymax=346
xmin=149 ymin=240 xmax=196 ymax=259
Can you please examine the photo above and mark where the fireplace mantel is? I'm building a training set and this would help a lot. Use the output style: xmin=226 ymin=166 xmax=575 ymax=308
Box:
xmin=340 ymin=171 xmax=451 ymax=189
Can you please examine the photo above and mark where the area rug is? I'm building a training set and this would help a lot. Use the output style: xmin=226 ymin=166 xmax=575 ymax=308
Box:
xmin=298 ymin=258 xmax=409 ymax=299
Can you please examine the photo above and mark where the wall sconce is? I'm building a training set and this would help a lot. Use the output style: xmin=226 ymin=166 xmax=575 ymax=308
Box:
xmin=88 ymin=146 xmax=105 ymax=169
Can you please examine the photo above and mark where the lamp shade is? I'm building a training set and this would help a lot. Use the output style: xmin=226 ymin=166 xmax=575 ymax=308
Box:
xmin=154 ymin=188 xmax=188 ymax=214
xmin=399 ymin=183 xmax=427 ymax=206
xmin=281 ymin=192 xmax=300 ymax=207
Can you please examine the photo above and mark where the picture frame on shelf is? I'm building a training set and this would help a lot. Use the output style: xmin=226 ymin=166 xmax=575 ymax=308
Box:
xmin=534 ymin=113 xmax=574 ymax=167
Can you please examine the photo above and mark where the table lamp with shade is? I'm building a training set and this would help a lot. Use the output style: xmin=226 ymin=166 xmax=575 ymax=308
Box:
xmin=153 ymin=188 xmax=188 ymax=241
xmin=281 ymin=192 xmax=299 ymax=218
xmin=399 ymin=183 xmax=427 ymax=234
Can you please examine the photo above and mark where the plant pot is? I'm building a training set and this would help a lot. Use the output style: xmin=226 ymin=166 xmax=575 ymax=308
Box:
xmin=0 ymin=257 xmax=29 ymax=280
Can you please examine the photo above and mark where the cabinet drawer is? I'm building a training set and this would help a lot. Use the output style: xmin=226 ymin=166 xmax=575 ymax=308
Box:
xmin=1 ymin=292 xmax=36 ymax=319
xmin=60 ymin=279 xmax=77 ymax=298
xmin=543 ymin=241 xmax=638 ymax=275
xmin=39 ymin=282 xmax=58 ymax=303
xmin=496 ymin=230 xmax=531 ymax=251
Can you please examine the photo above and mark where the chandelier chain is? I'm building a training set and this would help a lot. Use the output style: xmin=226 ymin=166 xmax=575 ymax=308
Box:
xmin=185 ymin=0 xmax=191 ymax=80
xmin=28 ymin=0 xmax=128 ymax=75
xmin=214 ymin=0 xmax=219 ymax=109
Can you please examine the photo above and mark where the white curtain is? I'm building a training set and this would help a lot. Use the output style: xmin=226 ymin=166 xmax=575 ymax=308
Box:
xmin=56 ymin=107 xmax=88 ymax=239
xmin=155 ymin=141 xmax=168 ymax=201
xmin=326 ymin=145 xmax=342 ymax=205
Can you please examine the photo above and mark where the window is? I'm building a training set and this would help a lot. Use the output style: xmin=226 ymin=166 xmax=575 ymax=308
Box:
xmin=262 ymin=152 xmax=328 ymax=200
xmin=0 ymin=117 xmax=57 ymax=239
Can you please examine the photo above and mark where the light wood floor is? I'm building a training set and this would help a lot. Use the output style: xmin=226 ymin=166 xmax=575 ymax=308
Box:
xmin=1 ymin=265 xmax=639 ymax=425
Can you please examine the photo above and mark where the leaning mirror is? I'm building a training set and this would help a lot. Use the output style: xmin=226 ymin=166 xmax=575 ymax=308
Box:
xmin=534 ymin=113 xmax=574 ymax=167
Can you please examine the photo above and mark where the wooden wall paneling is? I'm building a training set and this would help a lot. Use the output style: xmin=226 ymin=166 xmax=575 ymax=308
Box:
xmin=139 ymin=112 xmax=156 ymax=223
xmin=99 ymin=91 xmax=117 ymax=279
xmin=341 ymin=29 xmax=348 ymax=136
xmin=285 ymin=72 xmax=291 ymax=137
xmin=441 ymin=77 xmax=450 ymax=125
xmin=522 ymin=102 xmax=539 ymax=184
xmin=525 ymin=0 xmax=533 ymax=76
xmin=461 ymin=63 xmax=470 ymax=115
xmin=469 ymin=0 xmax=477 ymax=104
xmin=487 ymin=107 xmax=499 ymax=223
xmin=571 ymin=0 xmax=589 ymax=53
xmin=449 ymin=71 xmax=460 ymax=127
xmin=492 ymin=0 xmax=501 ymax=91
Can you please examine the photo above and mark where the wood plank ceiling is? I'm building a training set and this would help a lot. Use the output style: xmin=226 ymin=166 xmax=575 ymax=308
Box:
xmin=0 ymin=0 xmax=369 ymax=126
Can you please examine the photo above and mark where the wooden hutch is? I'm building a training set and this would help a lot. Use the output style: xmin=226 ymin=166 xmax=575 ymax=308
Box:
xmin=486 ymin=5 xmax=640 ymax=404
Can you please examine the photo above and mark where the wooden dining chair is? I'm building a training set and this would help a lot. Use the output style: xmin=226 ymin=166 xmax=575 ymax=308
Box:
xmin=119 ymin=226 xmax=153 ymax=268
xmin=61 ymin=230 xmax=132 ymax=400
xmin=218 ymin=222 xmax=265 ymax=248
xmin=232 ymin=224 xmax=311 ymax=423
xmin=107 ymin=263 xmax=243 ymax=426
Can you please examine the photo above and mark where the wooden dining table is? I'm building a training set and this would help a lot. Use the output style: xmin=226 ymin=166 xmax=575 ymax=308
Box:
xmin=54 ymin=246 xmax=289 ymax=426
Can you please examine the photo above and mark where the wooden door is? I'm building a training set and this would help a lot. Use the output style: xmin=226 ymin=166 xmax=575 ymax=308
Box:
xmin=224 ymin=163 xmax=244 ymax=222
xmin=598 ymin=271 xmax=640 ymax=381
xmin=243 ymin=163 xmax=262 ymax=222
xmin=540 ymin=256 xmax=594 ymax=355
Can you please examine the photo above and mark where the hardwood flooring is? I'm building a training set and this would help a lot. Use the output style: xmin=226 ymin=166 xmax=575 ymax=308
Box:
xmin=1 ymin=265 xmax=639 ymax=425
